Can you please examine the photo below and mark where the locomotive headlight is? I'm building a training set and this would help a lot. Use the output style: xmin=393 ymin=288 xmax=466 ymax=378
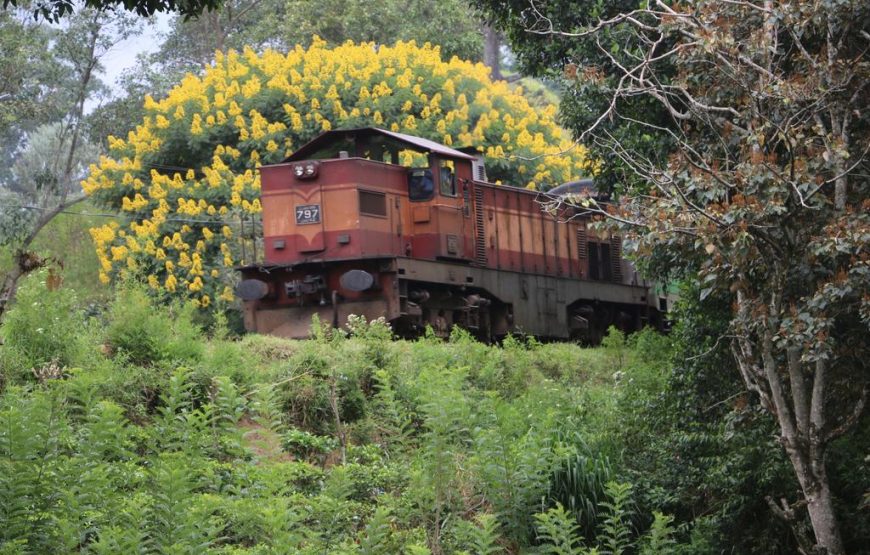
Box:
xmin=292 ymin=161 xmax=320 ymax=179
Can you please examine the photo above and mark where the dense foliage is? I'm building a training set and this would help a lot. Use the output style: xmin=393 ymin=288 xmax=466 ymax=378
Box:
xmin=2 ymin=0 xmax=219 ymax=23
xmin=472 ymin=0 xmax=672 ymax=197
xmin=477 ymin=1 xmax=870 ymax=552
xmin=1 ymin=278 xmax=689 ymax=554
xmin=279 ymin=0 xmax=485 ymax=63
xmin=87 ymin=0 xmax=494 ymax=149
xmin=0 ymin=7 xmax=143 ymax=323
xmin=82 ymin=40 xmax=591 ymax=308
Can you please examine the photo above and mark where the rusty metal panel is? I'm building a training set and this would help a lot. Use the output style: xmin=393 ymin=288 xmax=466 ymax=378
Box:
xmin=565 ymin=218 xmax=575 ymax=279
xmin=610 ymin=235 xmax=623 ymax=282
xmin=577 ymin=227 xmax=588 ymax=259
xmin=540 ymin=213 xmax=550 ymax=272
xmin=485 ymin=187 xmax=499 ymax=269
xmin=473 ymin=186 xmax=487 ymax=265
xmin=518 ymin=193 xmax=528 ymax=273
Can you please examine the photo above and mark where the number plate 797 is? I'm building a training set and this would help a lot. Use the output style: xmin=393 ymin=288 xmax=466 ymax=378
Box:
xmin=295 ymin=204 xmax=321 ymax=225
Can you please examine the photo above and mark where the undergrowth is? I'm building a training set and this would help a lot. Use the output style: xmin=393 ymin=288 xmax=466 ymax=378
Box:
xmin=0 ymin=279 xmax=688 ymax=553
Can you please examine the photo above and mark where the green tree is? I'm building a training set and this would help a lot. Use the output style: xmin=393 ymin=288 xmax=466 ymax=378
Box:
xmin=280 ymin=0 xmax=485 ymax=64
xmin=478 ymin=1 xmax=869 ymax=553
xmin=619 ymin=288 xmax=807 ymax=553
xmin=0 ymin=9 xmax=68 ymax=181
xmin=153 ymin=0 xmax=487 ymax=71
xmin=2 ymin=0 xmax=219 ymax=23
xmin=0 ymin=11 xmax=52 ymax=136
xmin=472 ymin=0 xmax=673 ymax=197
xmin=0 ymin=8 xmax=142 ymax=321
xmin=82 ymin=40 xmax=590 ymax=307
xmin=89 ymin=0 xmax=492 ymax=144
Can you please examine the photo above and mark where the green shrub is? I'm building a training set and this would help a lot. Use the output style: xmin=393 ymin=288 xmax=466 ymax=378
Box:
xmin=535 ymin=503 xmax=585 ymax=555
xmin=546 ymin=438 xmax=614 ymax=541
xmin=0 ymin=283 xmax=754 ymax=554
xmin=283 ymin=428 xmax=338 ymax=464
xmin=105 ymin=285 xmax=203 ymax=365
xmin=597 ymin=481 xmax=635 ymax=555
xmin=639 ymin=511 xmax=677 ymax=555
xmin=450 ymin=513 xmax=502 ymax=554
xmin=0 ymin=272 xmax=92 ymax=382
xmin=60 ymin=357 xmax=169 ymax=422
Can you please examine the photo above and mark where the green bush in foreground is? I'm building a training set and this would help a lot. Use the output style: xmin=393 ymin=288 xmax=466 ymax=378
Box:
xmin=7 ymin=283 xmax=861 ymax=553
xmin=0 ymin=272 xmax=93 ymax=383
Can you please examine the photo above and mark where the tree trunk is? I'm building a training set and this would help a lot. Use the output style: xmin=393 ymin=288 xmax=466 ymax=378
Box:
xmin=0 ymin=262 xmax=26 ymax=324
xmin=0 ymin=194 xmax=85 ymax=324
xmin=803 ymin=472 xmax=845 ymax=555
xmin=483 ymin=24 xmax=502 ymax=80
xmin=734 ymin=291 xmax=848 ymax=555
xmin=778 ymin=429 xmax=845 ymax=554
xmin=1 ymin=13 xmax=103 ymax=324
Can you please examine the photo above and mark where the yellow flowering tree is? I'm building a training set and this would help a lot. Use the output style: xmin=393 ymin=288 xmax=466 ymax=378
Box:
xmin=83 ymin=39 xmax=591 ymax=307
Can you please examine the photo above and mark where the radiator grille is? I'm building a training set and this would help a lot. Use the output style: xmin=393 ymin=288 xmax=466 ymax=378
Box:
xmin=576 ymin=227 xmax=588 ymax=259
xmin=474 ymin=188 xmax=487 ymax=265
xmin=359 ymin=190 xmax=387 ymax=217
xmin=610 ymin=235 xmax=623 ymax=282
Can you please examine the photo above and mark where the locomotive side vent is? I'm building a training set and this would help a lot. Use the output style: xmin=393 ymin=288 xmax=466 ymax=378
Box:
xmin=472 ymin=159 xmax=487 ymax=182
xmin=359 ymin=189 xmax=387 ymax=217
xmin=576 ymin=227 xmax=588 ymax=259
xmin=610 ymin=235 xmax=623 ymax=282
xmin=474 ymin=187 xmax=487 ymax=265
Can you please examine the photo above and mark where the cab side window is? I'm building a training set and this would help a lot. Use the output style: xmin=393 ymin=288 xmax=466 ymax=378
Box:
xmin=439 ymin=159 xmax=456 ymax=197
xmin=408 ymin=169 xmax=434 ymax=201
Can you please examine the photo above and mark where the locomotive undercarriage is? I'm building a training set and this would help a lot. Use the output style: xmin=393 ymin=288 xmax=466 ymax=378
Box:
xmin=240 ymin=256 xmax=662 ymax=342
xmin=392 ymin=280 xmax=513 ymax=340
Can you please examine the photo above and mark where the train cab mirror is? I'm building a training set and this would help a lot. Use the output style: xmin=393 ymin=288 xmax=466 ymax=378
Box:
xmin=408 ymin=169 xmax=434 ymax=201
xmin=439 ymin=160 xmax=456 ymax=197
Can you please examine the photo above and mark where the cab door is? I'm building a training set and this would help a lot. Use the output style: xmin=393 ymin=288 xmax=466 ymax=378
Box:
xmin=433 ymin=158 xmax=470 ymax=260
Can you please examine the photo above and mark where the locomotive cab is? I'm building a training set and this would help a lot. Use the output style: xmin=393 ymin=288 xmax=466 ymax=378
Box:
xmin=238 ymin=127 xmax=480 ymax=337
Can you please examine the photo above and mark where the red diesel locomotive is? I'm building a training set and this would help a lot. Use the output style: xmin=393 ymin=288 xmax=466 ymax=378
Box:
xmin=236 ymin=127 xmax=668 ymax=340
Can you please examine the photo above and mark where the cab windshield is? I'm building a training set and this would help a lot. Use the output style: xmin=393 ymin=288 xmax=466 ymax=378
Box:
xmin=408 ymin=169 xmax=434 ymax=201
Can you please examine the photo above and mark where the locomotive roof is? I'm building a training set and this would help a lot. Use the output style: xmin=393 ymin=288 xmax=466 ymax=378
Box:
xmin=546 ymin=178 xmax=597 ymax=196
xmin=283 ymin=127 xmax=477 ymax=162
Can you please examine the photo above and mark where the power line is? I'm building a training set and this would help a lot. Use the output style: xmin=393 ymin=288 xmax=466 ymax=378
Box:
xmin=16 ymin=203 xmax=257 ymax=227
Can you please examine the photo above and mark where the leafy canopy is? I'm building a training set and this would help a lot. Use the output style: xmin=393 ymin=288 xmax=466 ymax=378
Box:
xmin=477 ymin=0 xmax=869 ymax=552
xmin=83 ymin=39 xmax=591 ymax=308
xmin=3 ymin=0 xmax=219 ymax=22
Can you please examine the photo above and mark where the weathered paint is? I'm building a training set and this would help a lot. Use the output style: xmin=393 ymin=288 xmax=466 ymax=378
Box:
xmin=241 ymin=128 xmax=664 ymax=339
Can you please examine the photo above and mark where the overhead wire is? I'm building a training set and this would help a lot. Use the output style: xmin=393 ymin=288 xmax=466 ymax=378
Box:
xmin=15 ymin=203 xmax=257 ymax=227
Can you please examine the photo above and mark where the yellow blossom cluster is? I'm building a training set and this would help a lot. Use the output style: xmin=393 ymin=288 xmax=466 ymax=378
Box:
xmin=83 ymin=39 xmax=591 ymax=307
